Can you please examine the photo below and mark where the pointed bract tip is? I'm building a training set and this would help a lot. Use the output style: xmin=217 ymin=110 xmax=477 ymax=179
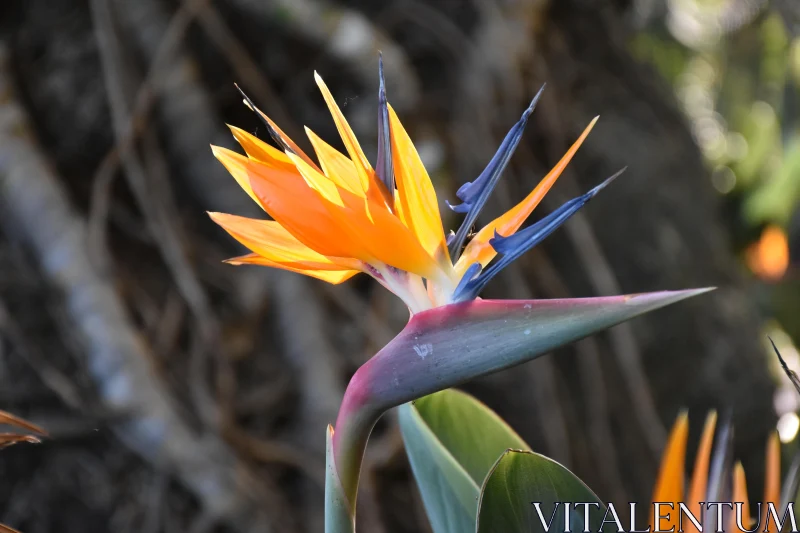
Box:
xmin=523 ymin=84 xmax=547 ymax=117
xmin=207 ymin=211 xmax=224 ymax=224
xmin=234 ymin=83 xmax=250 ymax=102
xmin=687 ymin=286 xmax=716 ymax=296
xmin=588 ymin=167 xmax=626 ymax=197
xmin=624 ymin=287 xmax=714 ymax=309
xmin=770 ymin=336 xmax=800 ymax=395
xmin=378 ymin=57 xmax=386 ymax=94
xmin=223 ymin=124 xmax=240 ymax=139
xmin=769 ymin=336 xmax=779 ymax=352
xmin=235 ymin=85 xmax=261 ymax=117
xmin=634 ymin=286 xmax=715 ymax=299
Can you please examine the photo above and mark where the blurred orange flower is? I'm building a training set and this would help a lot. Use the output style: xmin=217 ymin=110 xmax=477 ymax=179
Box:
xmin=746 ymin=225 xmax=789 ymax=281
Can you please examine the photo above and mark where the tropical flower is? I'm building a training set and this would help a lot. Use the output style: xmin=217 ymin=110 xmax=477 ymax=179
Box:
xmin=652 ymin=411 xmax=781 ymax=533
xmin=209 ymin=57 xmax=711 ymax=532
xmin=209 ymin=57 xmax=605 ymax=313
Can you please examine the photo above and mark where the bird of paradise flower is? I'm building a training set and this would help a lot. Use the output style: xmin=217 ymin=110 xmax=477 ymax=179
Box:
xmin=209 ymin=58 xmax=606 ymax=313
xmin=209 ymin=56 xmax=712 ymax=532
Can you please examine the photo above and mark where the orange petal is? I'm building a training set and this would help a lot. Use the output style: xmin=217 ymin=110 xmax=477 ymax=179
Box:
xmin=314 ymin=72 xmax=388 ymax=205
xmin=733 ymin=462 xmax=751 ymax=531
xmin=388 ymin=104 xmax=451 ymax=269
xmin=213 ymin=142 xmax=263 ymax=208
xmin=228 ymin=126 xmax=295 ymax=169
xmin=213 ymin=146 xmax=353 ymax=258
xmin=687 ymin=411 xmax=718 ymax=516
xmin=208 ymin=213 xmax=360 ymax=270
xmin=242 ymin=100 xmax=321 ymax=172
xmin=305 ymin=127 xmax=364 ymax=196
xmin=651 ymin=411 xmax=689 ymax=531
xmin=289 ymin=153 xmax=441 ymax=278
xmin=286 ymin=152 xmax=345 ymax=207
xmin=455 ymin=118 xmax=597 ymax=275
xmin=226 ymin=253 xmax=359 ymax=284
xmin=221 ymin=128 xmax=300 ymax=209
xmin=762 ymin=432 xmax=780 ymax=528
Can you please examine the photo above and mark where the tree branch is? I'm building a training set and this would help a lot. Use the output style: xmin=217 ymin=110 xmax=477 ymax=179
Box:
xmin=0 ymin=43 xmax=269 ymax=532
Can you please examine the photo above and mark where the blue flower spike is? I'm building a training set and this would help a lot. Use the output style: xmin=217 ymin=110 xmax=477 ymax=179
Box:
xmin=448 ymin=84 xmax=546 ymax=259
xmin=376 ymin=52 xmax=394 ymax=203
xmin=452 ymin=168 xmax=626 ymax=302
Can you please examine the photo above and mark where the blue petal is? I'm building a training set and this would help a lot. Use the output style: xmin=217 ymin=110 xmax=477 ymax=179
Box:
xmin=452 ymin=262 xmax=482 ymax=297
xmin=376 ymin=53 xmax=394 ymax=196
xmin=444 ymin=199 xmax=470 ymax=214
xmin=451 ymin=169 xmax=624 ymax=302
xmin=448 ymin=85 xmax=546 ymax=259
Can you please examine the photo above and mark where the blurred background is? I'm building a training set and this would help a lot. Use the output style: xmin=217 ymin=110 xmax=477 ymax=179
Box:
xmin=0 ymin=0 xmax=798 ymax=531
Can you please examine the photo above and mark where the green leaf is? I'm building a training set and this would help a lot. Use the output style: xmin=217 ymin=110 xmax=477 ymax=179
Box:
xmin=477 ymin=450 xmax=610 ymax=533
xmin=398 ymin=389 xmax=531 ymax=533
xmin=413 ymin=390 xmax=529 ymax=484
xmin=325 ymin=425 xmax=354 ymax=533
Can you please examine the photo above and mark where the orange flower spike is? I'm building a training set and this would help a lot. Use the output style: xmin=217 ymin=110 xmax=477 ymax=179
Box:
xmin=235 ymin=83 xmax=321 ymax=172
xmin=221 ymin=126 xmax=300 ymax=208
xmin=228 ymin=125 xmax=295 ymax=169
xmin=651 ymin=412 xmax=689 ymax=531
xmin=227 ymin=253 xmax=358 ymax=284
xmin=211 ymin=144 xmax=265 ymax=209
xmin=213 ymin=146 xmax=353 ymax=258
xmin=456 ymin=117 xmax=598 ymax=274
xmin=388 ymin=104 xmax=453 ymax=271
xmin=286 ymin=152 xmax=346 ymax=208
xmin=687 ymin=411 xmax=718 ymax=516
xmin=305 ymin=127 xmax=364 ymax=196
xmin=314 ymin=72 xmax=389 ymax=206
xmin=289 ymin=152 xmax=441 ymax=278
xmin=732 ymin=462 xmax=752 ymax=531
xmin=762 ymin=432 xmax=780 ymax=529
xmin=208 ymin=213 xmax=360 ymax=270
